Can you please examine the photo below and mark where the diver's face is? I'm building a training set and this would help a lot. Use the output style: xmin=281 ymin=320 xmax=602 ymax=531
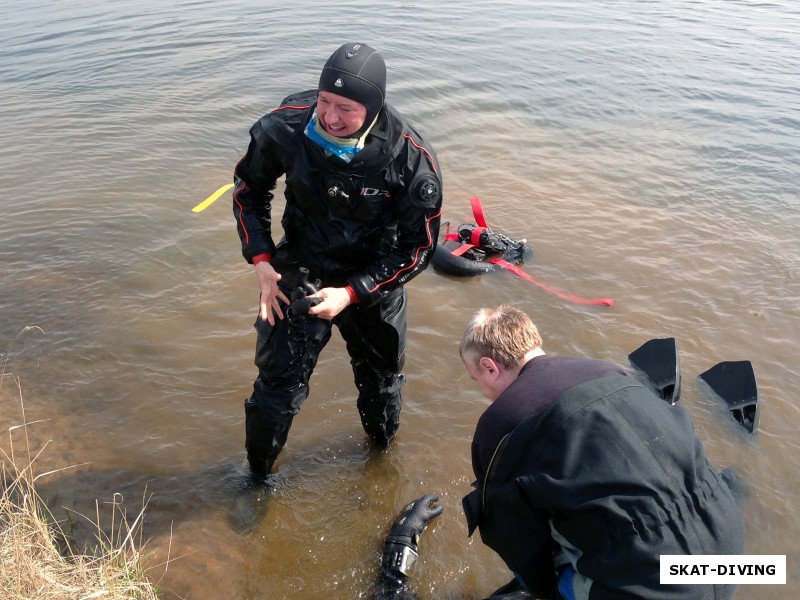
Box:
xmin=317 ymin=91 xmax=367 ymax=137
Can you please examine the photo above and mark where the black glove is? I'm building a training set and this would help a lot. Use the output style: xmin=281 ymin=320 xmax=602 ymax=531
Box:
xmin=287 ymin=295 xmax=322 ymax=317
xmin=381 ymin=494 xmax=443 ymax=590
xmin=287 ymin=267 xmax=323 ymax=317
xmin=386 ymin=494 xmax=444 ymax=547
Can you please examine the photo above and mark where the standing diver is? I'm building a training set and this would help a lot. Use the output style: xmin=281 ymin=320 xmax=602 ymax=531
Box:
xmin=232 ymin=42 xmax=443 ymax=481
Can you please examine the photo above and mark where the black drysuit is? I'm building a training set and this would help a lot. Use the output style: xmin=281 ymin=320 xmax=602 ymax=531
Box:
xmin=463 ymin=357 xmax=746 ymax=599
xmin=233 ymin=90 xmax=443 ymax=477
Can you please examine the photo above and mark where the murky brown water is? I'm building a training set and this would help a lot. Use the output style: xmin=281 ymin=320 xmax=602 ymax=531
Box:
xmin=2 ymin=1 xmax=798 ymax=598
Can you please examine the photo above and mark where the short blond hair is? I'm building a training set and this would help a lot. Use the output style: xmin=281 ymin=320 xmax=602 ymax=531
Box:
xmin=459 ymin=305 xmax=543 ymax=369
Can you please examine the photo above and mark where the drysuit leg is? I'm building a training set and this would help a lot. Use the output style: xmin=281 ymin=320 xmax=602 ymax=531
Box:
xmin=335 ymin=288 xmax=407 ymax=446
xmin=245 ymin=306 xmax=332 ymax=479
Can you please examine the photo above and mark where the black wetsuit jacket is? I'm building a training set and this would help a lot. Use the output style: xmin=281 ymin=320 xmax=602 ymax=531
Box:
xmin=463 ymin=357 xmax=745 ymax=600
xmin=233 ymin=90 xmax=443 ymax=307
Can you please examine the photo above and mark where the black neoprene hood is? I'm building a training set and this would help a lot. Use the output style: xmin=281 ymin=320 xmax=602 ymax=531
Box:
xmin=318 ymin=43 xmax=386 ymax=133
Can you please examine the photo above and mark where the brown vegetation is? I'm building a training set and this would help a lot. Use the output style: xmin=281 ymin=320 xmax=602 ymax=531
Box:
xmin=2 ymin=328 xmax=161 ymax=599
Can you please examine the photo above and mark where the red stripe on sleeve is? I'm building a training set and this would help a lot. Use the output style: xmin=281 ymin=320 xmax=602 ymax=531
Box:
xmin=403 ymin=134 xmax=438 ymax=174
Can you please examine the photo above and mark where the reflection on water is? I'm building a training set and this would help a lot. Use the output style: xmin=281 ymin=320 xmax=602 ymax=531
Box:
xmin=2 ymin=0 xmax=799 ymax=598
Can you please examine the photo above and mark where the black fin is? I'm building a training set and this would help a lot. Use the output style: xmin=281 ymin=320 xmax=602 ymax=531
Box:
xmin=628 ymin=338 xmax=681 ymax=404
xmin=698 ymin=361 xmax=759 ymax=433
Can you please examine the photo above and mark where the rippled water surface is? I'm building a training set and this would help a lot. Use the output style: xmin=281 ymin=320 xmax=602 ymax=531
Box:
xmin=1 ymin=1 xmax=798 ymax=598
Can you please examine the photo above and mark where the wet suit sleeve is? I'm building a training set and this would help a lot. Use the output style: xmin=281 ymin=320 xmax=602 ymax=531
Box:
xmin=347 ymin=138 xmax=443 ymax=307
xmin=232 ymin=118 xmax=286 ymax=263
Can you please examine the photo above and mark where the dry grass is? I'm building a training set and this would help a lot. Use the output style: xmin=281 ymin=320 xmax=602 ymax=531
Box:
xmin=2 ymin=326 xmax=162 ymax=599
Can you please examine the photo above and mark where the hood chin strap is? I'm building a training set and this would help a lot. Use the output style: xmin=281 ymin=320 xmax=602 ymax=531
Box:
xmin=304 ymin=111 xmax=379 ymax=163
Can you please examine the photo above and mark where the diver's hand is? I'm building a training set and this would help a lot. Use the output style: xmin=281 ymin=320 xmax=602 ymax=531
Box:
xmin=387 ymin=494 xmax=444 ymax=546
xmin=381 ymin=494 xmax=444 ymax=589
xmin=254 ymin=261 xmax=290 ymax=325
xmin=307 ymin=287 xmax=351 ymax=320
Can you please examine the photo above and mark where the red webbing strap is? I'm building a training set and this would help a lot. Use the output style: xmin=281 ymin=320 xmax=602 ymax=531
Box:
xmin=444 ymin=218 xmax=480 ymax=256
xmin=455 ymin=196 xmax=615 ymax=307
xmin=443 ymin=231 xmax=476 ymax=256
xmin=470 ymin=196 xmax=488 ymax=227
xmin=451 ymin=243 xmax=476 ymax=257
xmin=489 ymin=258 xmax=615 ymax=307
xmin=470 ymin=226 xmax=486 ymax=246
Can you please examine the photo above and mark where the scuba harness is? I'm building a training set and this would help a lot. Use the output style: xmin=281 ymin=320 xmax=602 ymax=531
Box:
xmin=447 ymin=222 xmax=528 ymax=264
xmin=435 ymin=197 xmax=614 ymax=307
